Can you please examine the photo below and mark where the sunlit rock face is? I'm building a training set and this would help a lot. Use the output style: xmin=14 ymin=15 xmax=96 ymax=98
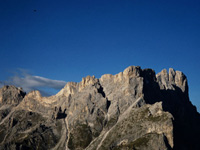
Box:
xmin=0 ymin=66 xmax=199 ymax=150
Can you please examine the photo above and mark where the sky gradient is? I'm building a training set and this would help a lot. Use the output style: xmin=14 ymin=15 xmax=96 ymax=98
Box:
xmin=0 ymin=0 xmax=200 ymax=111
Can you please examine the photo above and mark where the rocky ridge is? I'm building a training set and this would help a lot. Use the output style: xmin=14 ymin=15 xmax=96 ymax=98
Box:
xmin=0 ymin=66 xmax=199 ymax=150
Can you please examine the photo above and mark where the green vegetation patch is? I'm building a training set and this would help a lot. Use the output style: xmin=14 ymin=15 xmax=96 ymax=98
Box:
xmin=68 ymin=123 xmax=92 ymax=150
xmin=112 ymin=134 xmax=153 ymax=150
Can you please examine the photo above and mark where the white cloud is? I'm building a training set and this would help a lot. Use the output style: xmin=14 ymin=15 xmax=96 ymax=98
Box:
xmin=0 ymin=70 xmax=67 ymax=96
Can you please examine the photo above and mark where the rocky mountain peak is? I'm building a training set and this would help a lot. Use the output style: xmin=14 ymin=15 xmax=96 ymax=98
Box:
xmin=56 ymin=82 xmax=78 ymax=97
xmin=25 ymin=90 xmax=42 ymax=99
xmin=0 ymin=85 xmax=26 ymax=106
xmin=56 ymin=76 xmax=98 ymax=97
xmin=156 ymin=68 xmax=188 ymax=94
xmin=79 ymin=75 xmax=98 ymax=91
xmin=123 ymin=66 xmax=141 ymax=77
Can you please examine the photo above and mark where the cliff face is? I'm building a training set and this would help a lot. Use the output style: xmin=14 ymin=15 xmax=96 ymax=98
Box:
xmin=0 ymin=66 xmax=199 ymax=150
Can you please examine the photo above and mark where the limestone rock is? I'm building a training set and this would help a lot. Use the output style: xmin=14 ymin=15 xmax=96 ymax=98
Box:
xmin=0 ymin=66 xmax=199 ymax=150
xmin=0 ymin=85 xmax=25 ymax=106
xmin=156 ymin=68 xmax=188 ymax=94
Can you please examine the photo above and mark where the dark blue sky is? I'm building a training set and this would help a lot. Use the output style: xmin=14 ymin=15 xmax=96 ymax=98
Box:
xmin=0 ymin=0 xmax=200 ymax=111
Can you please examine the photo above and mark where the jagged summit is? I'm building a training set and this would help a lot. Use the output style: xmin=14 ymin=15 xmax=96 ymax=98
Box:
xmin=0 ymin=85 xmax=26 ymax=106
xmin=57 ymin=66 xmax=187 ymax=96
xmin=0 ymin=66 xmax=199 ymax=150
xmin=156 ymin=68 xmax=188 ymax=93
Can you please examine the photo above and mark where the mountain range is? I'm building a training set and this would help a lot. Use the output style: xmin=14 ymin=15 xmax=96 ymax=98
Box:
xmin=0 ymin=66 xmax=199 ymax=150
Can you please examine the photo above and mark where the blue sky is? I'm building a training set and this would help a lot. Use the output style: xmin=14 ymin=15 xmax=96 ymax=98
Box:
xmin=0 ymin=0 xmax=199 ymax=111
